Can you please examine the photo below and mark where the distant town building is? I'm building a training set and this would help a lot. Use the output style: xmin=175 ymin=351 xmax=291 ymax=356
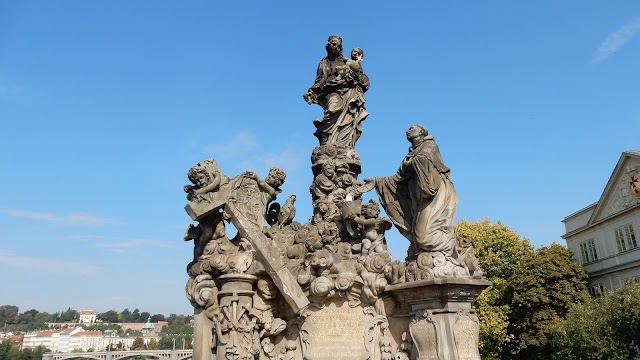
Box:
xmin=0 ymin=333 xmax=22 ymax=345
xmin=22 ymin=327 xmax=163 ymax=353
xmin=563 ymin=151 xmax=640 ymax=295
xmin=120 ymin=321 xmax=168 ymax=333
xmin=141 ymin=318 xmax=154 ymax=334
xmin=22 ymin=328 xmax=83 ymax=351
xmin=78 ymin=310 xmax=98 ymax=324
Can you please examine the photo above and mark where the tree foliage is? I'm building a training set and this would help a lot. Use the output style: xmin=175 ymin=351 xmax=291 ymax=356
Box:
xmin=147 ymin=339 xmax=159 ymax=350
xmin=120 ymin=308 xmax=132 ymax=322
xmin=0 ymin=306 xmax=57 ymax=332
xmin=131 ymin=309 xmax=141 ymax=322
xmin=548 ymin=281 xmax=640 ymax=360
xmin=158 ymin=336 xmax=174 ymax=350
xmin=150 ymin=314 xmax=165 ymax=322
xmin=0 ymin=306 xmax=19 ymax=327
xmin=139 ymin=312 xmax=151 ymax=322
xmin=0 ymin=341 xmax=47 ymax=360
xmin=131 ymin=337 xmax=146 ymax=350
xmin=455 ymin=219 xmax=534 ymax=359
xmin=99 ymin=310 xmax=119 ymax=323
xmin=61 ymin=307 xmax=77 ymax=322
xmin=508 ymin=243 xmax=589 ymax=358
xmin=164 ymin=314 xmax=192 ymax=335
xmin=455 ymin=219 xmax=589 ymax=360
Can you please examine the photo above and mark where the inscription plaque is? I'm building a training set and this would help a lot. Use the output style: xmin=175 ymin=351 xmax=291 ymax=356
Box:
xmin=301 ymin=302 xmax=370 ymax=360
xmin=410 ymin=318 xmax=438 ymax=360
xmin=454 ymin=314 xmax=480 ymax=360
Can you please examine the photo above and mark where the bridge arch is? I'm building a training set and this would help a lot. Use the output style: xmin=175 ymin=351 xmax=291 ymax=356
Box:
xmin=43 ymin=349 xmax=192 ymax=360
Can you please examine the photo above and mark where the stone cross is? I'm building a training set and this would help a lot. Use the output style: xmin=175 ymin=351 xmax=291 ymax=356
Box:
xmin=185 ymin=194 xmax=309 ymax=314
xmin=223 ymin=201 xmax=309 ymax=314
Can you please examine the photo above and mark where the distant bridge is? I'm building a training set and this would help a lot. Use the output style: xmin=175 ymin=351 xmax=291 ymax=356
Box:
xmin=42 ymin=349 xmax=192 ymax=360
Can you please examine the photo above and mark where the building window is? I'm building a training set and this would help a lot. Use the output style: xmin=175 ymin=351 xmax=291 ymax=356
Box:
xmin=615 ymin=224 xmax=637 ymax=253
xmin=588 ymin=283 xmax=605 ymax=297
xmin=579 ymin=239 xmax=598 ymax=263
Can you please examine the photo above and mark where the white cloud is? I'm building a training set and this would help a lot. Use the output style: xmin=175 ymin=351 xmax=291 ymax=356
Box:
xmin=0 ymin=83 xmax=30 ymax=101
xmin=203 ymin=131 xmax=259 ymax=157
xmin=1 ymin=209 xmax=121 ymax=226
xmin=200 ymin=131 xmax=306 ymax=178
xmin=236 ymin=146 xmax=304 ymax=175
xmin=62 ymin=234 xmax=105 ymax=241
xmin=0 ymin=249 xmax=98 ymax=276
xmin=593 ymin=17 xmax=640 ymax=63
xmin=96 ymin=239 xmax=175 ymax=252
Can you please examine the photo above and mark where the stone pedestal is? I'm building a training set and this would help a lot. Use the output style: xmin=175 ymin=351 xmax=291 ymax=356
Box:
xmin=386 ymin=278 xmax=491 ymax=360
xmin=300 ymin=300 xmax=371 ymax=360
xmin=193 ymin=308 xmax=215 ymax=360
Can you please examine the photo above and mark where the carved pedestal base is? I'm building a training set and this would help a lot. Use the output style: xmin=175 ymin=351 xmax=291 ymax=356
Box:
xmin=300 ymin=301 xmax=372 ymax=360
xmin=387 ymin=278 xmax=491 ymax=360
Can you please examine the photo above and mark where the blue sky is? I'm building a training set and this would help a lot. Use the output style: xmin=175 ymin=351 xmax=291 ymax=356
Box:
xmin=1 ymin=1 xmax=639 ymax=316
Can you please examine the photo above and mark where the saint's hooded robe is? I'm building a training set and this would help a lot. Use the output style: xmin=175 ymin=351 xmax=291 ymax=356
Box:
xmin=375 ymin=136 xmax=458 ymax=255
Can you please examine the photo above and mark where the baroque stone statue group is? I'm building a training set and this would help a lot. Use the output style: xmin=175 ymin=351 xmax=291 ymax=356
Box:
xmin=183 ymin=35 xmax=490 ymax=360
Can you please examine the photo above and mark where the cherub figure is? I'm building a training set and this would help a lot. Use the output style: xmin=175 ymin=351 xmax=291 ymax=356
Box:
xmin=242 ymin=167 xmax=286 ymax=205
xmin=318 ymin=221 xmax=340 ymax=251
xmin=253 ymin=278 xmax=286 ymax=340
xmin=350 ymin=200 xmax=392 ymax=256
xmin=184 ymin=209 xmax=230 ymax=261
xmin=184 ymin=159 xmax=229 ymax=201
xmin=311 ymin=161 xmax=336 ymax=199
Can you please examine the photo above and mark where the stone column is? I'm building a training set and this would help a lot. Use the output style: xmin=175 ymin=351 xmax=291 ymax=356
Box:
xmin=386 ymin=278 xmax=491 ymax=360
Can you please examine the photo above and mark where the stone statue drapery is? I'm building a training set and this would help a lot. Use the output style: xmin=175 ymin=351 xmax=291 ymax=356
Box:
xmin=304 ymin=35 xmax=369 ymax=149
xmin=374 ymin=126 xmax=458 ymax=257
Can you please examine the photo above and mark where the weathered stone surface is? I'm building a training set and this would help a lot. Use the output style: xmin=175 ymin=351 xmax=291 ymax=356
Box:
xmin=225 ymin=200 xmax=309 ymax=314
xmin=386 ymin=278 xmax=491 ymax=312
xmin=303 ymin=35 xmax=369 ymax=149
xmin=183 ymin=35 xmax=489 ymax=360
xmin=184 ymin=190 xmax=226 ymax=221
xmin=300 ymin=302 xmax=370 ymax=360
xmin=387 ymin=279 xmax=490 ymax=360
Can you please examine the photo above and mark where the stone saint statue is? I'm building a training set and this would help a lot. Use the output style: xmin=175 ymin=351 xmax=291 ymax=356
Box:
xmin=303 ymin=34 xmax=370 ymax=149
xmin=365 ymin=124 xmax=458 ymax=258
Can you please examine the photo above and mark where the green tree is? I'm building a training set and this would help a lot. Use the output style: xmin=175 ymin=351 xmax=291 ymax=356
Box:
xmin=99 ymin=310 xmax=119 ymax=323
xmin=120 ymin=308 xmax=132 ymax=322
xmin=164 ymin=314 xmax=193 ymax=334
xmin=455 ymin=219 xmax=534 ymax=359
xmin=0 ymin=344 xmax=48 ymax=360
xmin=61 ymin=307 xmax=77 ymax=322
xmin=140 ymin=311 xmax=151 ymax=321
xmin=508 ymin=243 xmax=589 ymax=358
xmin=0 ymin=306 xmax=19 ymax=328
xmin=548 ymin=281 xmax=640 ymax=360
xmin=131 ymin=337 xmax=146 ymax=350
xmin=0 ymin=340 xmax=14 ymax=360
xmin=158 ymin=336 xmax=174 ymax=350
xmin=131 ymin=309 xmax=141 ymax=322
xmin=150 ymin=314 xmax=165 ymax=322
xmin=147 ymin=339 xmax=159 ymax=350
xmin=456 ymin=220 xmax=591 ymax=359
